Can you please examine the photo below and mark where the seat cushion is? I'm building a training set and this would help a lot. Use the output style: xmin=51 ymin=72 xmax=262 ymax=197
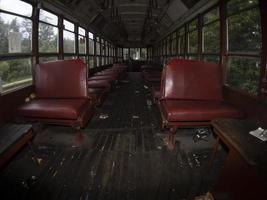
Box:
xmin=88 ymin=88 xmax=107 ymax=94
xmin=88 ymin=75 xmax=116 ymax=82
xmin=88 ymin=80 xmax=111 ymax=89
xmin=95 ymin=71 xmax=119 ymax=77
xmin=161 ymin=100 xmax=243 ymax=122
xmin=17 ymin=99 xmax=91 ymax=120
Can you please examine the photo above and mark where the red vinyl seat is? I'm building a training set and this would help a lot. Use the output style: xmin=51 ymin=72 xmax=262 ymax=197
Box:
xmin=161 ymin=100 xmax=242 ymax=122
xmin=158 ymin=58 xmax=243 ymax=149
xmin=159 ymin=58 xmax=243 ymax=127
xmin=88 ymin=75 xmax=116 ymax=82
xmin=87 ymin=80 xmax=111 ymax=90
xmin=18 ymin=99 xmax=92 ymax=120
xmin=17 ymin=59 xmax=94 ymax=128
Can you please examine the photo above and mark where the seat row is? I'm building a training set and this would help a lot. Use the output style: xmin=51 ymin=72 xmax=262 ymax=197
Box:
xmin=143 ymin=58 xmax=243 ymax=149
xmin=16 ymin=59 xmax=126 ymax=128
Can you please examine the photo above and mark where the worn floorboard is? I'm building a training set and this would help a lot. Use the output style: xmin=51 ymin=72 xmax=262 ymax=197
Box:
xmin=0 ymin=72 xmax=225 ymax=200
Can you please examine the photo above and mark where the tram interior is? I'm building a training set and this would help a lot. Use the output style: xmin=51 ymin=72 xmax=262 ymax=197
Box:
xmin=0 ymin=0 xmax=267 ymax=199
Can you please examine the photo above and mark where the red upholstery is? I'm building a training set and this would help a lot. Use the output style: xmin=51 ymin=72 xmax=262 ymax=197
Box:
xmin=88 ymin=80 xmax=111 ymax=89
xmin=17 ymin=59 xmax=94 ymax=128
xmin=35 ymin=59 xmax=88 ymax=98
xmin=95 ymin=71 xmax=119 ymax=76
xmin=160 ymin=60 xmax=222 ymax=101
xmin=88 ymin=88 xmax=108 ymax=106
xmin=18 ymin=99 xmax=91 ymax=120
xmin=88 ymin=75 xmax=116 ymax=82
xmin=159 ymin=59 xmax=243 ymax=128
xmin=161 ymin=100 xmax=243 ymax=122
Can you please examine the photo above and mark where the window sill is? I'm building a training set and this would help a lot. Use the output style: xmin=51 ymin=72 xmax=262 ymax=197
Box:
xmin=1 ymin=83 xmax=33 ymax=96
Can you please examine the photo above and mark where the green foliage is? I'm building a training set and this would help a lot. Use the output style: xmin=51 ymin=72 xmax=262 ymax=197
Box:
xmin=39 ymin=22 xmax=58 ymax=53
xmin=188 ymin=31 xmax=198 ymax=53
xmin=226 ymin=57 xmax=260 ymax=95
xmin=0 ymin=59 xmax=32 ymax=85
xmin=228 ymin=8 xmax=261 ymax=52
xmin=204 ymin=21 xmax=220 ymax=53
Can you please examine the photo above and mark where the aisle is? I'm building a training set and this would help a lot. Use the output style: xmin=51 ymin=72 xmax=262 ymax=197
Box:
xmin=0 ymin=73 xmax=224 ymax=200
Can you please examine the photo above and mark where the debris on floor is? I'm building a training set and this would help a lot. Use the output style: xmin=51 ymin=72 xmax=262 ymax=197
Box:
xmin=193 ymin=128 xmax=211 ymax=142
xmin=99 ymin=113 xmax=109 ymax=119
xmin=144 ymin=85 xmax=149 ymax=89
xmin=135 ymin=90 xmax=140 ymax=94
xmin=120 ymin=80 xmax=130 ymax=83
xmin=21 ymin=176 xmax=38 ymax=189
xmin=132 ymin=115 xmax=140 ymax=119
xmin=146 ymin=99 xmax=152 ymax=107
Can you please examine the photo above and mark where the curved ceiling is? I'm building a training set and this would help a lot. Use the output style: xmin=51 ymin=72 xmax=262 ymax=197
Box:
xmin=41 ymin=0 xmax=202 ymax=46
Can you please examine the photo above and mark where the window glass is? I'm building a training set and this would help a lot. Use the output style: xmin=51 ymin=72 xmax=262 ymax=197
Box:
xmin=79 ymin=27 xmax=85 ymax=36
xmin=188 ymin=31 xmax=198 ymax=53
xmin=0 ymin=13 xmax=32 ymax=54
xmin=179 ymin=34 xmax=185 ymax=54
xmin=88 ymin=32 xmax=93 ymax=39
xmin=227 ymin=8 xmax=261 ymax=53
xmin=0 ymin=0 xmax=32 ymax=17
xmin=96 ymin=42 xmax=100 ymax=55
xmin=39 ymin=9 xmax=58 ymax=26
xmin=39 ymin=22 xmax=58 ymax=53
xmin=39 ymin=56 xmax=58 ymax=63
xmin=203 ymin=21 xmax=220 ymax=53
xmin=88 ymin=56 xmax=94 ymax=68
xmin=96 ymin=56 xmax=100 ymax=67
xmin=63 ymin=19 xmax=74 ymax=32
xmin=204 ymin=8 xmax=219 ymax=24
xmin=123 ymin=48 xmax=128 ymax=60
xmin=0 ymin=58 xmax=32 ymax=92
xmin=203 ymin=55 xmax=219 ymax=63
xmin=79 ymin=35 xmax=86 ymax=54
xmin=63 ymin=30 xmax=75 ymax=53
xmin=188 ymin=19 xmax=198 ymax=31
xmin=227 ymin=0 xmax=258 ymax=15
xmin=140 ymin=48 xmax=147 ymax=60
xmin=64 ymin=55 xmax=76 ymax=60
xmin=129 ymin=48 xmax=140 ymax=60
xmin=89 ymin=39 xmax=94 ymax=55
xmin=226 ymin=56 xmax=260 ymax=95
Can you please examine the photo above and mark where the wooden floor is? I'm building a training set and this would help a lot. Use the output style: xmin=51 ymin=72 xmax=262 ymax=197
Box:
xmin=0 ymin=73 xmax=226 ymax=200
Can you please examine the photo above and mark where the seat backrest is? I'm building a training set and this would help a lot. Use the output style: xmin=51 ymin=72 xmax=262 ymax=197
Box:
xmin=35 ymin=59 xmax=88 ymax=98
xmin=160 ymin=59 xmax=222 ymax=101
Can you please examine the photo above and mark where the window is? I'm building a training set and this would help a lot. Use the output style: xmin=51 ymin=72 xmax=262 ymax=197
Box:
xmin=171 ymin=32 xmax=177 ymax=56
xmin=140 ymin=48 xmax=147 ymax=60
xmin=202 ymin=7 xmax=220 ymax=62
xmin=226 ymin=0 xmax=261 ymax=95
xmin=188 ymin=19 xmax=198 ymax=55
xmin=88 ymin=56 xmax=94 ymax=69
xmin=129 ymin=48 xmax=140 ymax=60
xmin=39 ymin=9 xmax=58 ymax=53
xmin=226 ymin=57 xmax=260 ymax=95
xmin=63 ymin=19 xmax=75 ymax=54
xmin=178 ymin=27 xmax=185 ymax=55
xmin=88 ymin=32 xmax=94 ymax=55
xmin=78 ymin=27 xmax=86 ymax=54
xmin=123 ymin=48 xmax=129 ymax=60
xmin=95 ymin=36 xmax=100 ymax=55
xmin=0 ymin=13 xmax=32 ymax=54
xmin=0 ymin=0 xmax=33 ymax=92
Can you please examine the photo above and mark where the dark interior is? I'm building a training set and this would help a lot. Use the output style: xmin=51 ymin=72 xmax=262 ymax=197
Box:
xmin=0 ymin=0 xmax=267 ymax=199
